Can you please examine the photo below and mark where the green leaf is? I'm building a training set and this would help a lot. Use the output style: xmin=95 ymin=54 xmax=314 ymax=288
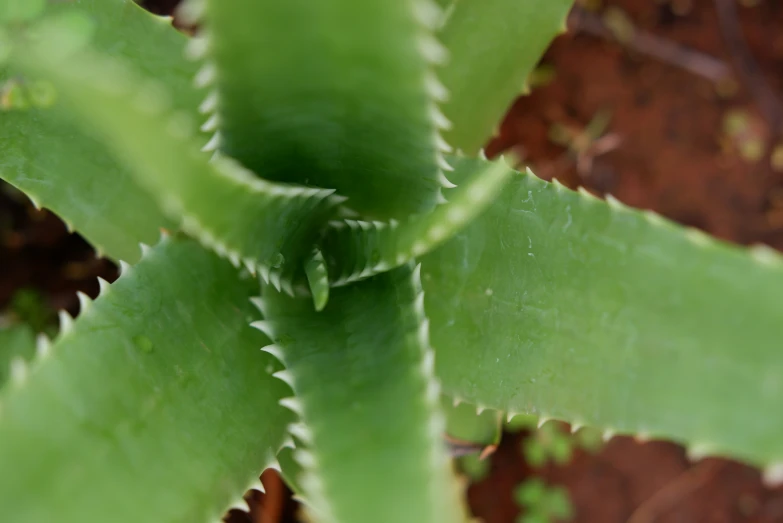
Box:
xmin=438 ymin=0 xmax=572 ymax=153
xmin=423 ymin=160 xmax=783 ymax=471
xmin=320 ymin=155 xmax=514 ymax=286
xmin=0 ymin=0 xmax=45 ymax=23
xmin=254 ymin=265 xmax=465 ymax=523
xmin=0 ymin=0 xmax=197 ymax=262
xmin=13 ymin=41 xmax=342 ymax=291
xmin=0 ymin=237 xmax=292 ymax=523
xmin=0 ymin=323 xmax=36 ymax=387
xmin=201 ymin=0 xmax=453 ymax=219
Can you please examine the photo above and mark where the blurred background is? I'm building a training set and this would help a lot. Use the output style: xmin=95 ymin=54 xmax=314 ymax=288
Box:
xmin=3 ymin=0 xmax=783 ymax=521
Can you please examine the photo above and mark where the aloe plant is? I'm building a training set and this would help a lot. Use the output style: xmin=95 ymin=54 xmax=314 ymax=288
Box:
xmin=1 ymin=0 xmax=782 ymax=521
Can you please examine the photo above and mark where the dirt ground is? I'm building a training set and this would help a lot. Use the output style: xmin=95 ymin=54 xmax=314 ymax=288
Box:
xmin=3 ymin=0 xmax=783 ymax=521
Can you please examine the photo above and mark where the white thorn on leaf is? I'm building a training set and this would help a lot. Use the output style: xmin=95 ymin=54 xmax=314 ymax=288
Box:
xmin=58 ymin=310 xmax=74 ymax=334
xmin=604 ymin=194 xmax=624 ymax=210
xmin=417 ymin=320 xmax=430 ymax=350
xmin=435 ymin=190 xmax=448 ymax=205
xmin=577 ymin=186 xmax=599 ymax=200
xmin=119 ymin=260 xmax=132 ymax=276
xmin=288 ymin=422 xmax=313 ymax=444
xmin=201 ymin=132 xmax=221 ymax=152
xmin=634 ymin=431 xmax=651 ymax=443
xmin=185 ymin=36 xmax=209 ymax=60
xmin=421 ymin=349 xmax=435 ymax=376
xmin=751 ymin=244 xmax=781 ymax=266
xmin=97 ymin=276 xmax=111 ymax=296
xmin=28 ymin=196 xmax=42 ymax=210
xmin=258 ymin=264 xmax=271 ymax=284
xmin=278 ymin=437 xmax=295 ymax=451
xmin=272 ymin=370 xmax=296 ymax=388
xmin=200 ymin=114 xmax=220 ymax=132
xmin=412 ymin=0 xmax=443 ymax=28
xmin=199 ymin=91 xmax=218 ymax=114
xmin=644 ymin=209 xmax=667 ymax=226
xmin=250 ymin=321 xmax=274 ymax=337
xmin=227 ymin=497 xmax=246 ymax=511
xmin=293 ymin=449 xmax=316 ymax=468
xmin=194 ymin=63 xmax=217 ymax=88
xmin=241 ymin=258 xmax=257 ymax=276
xmin=35 ymin=334 xmax=51 ymax=359
xmin=269 ymin=270 xmax=283 ymax=292
xmin=425 ymin=380 xmax=441 ymax=404
xmin=434 ymin=133 xmax=453 ymax=153
xmin=438 ymin=171 xmax=457 ymax=189
xmin=260 ymin=344 xmax=285 ymax=361
xmin=686 ymin=442 xmax=712 ymax=462
xmin=437 ymin=155 xmax=454 ymax=172
xmin=249 ymin=297 xmax=266 ymax=314
xmin=10 ymin=357 xmax=28 ymax=385
xmin=537 ymin=417 xmax=550 ymax=429
xmin=763 ymin=463 xmax=783 ymax=487
xmin=278 ymin=397 xmax=303 ymax=415
xmin=430 ymin=106 xmax=452 ymax=131
xmin=418 ymin=35 xmax=448 ymax=64
xmin=685 ymin=227 xmax=710 ymax=246
xmin=425 ymin=73 xmax=449 ymax=102
xmin=76 ymin=291 xmax=91 ymax=313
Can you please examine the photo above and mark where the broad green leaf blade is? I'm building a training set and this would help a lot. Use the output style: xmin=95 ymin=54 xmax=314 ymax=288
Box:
xmin=201 ymin=0 xmax=452 ymax=219
xmin=255 ymin=265 xmax=465 ymax=523
xmin=423 ymin=157 xmax=783 ymax=471
xmin=13 ymin=42 xmax=342 ymax=291
xmin=0 ymin=0 xmax=197 ymax=262
xmin=0 ymin=237 xmax=292 ymax=523
xmin=438 ymin=0 xmax=572 ymax=153
xmin=0 ymin=323 xmax=36 ymax=388
xmin=320 ymin=155 xmax=514 ymax=286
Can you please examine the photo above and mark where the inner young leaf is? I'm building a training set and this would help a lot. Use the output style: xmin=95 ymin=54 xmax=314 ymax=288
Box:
xmin=202 ymin=0 xmax=451 ymax=220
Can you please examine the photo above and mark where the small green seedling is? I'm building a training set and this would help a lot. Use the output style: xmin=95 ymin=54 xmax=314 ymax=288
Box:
xmin=515 ymin=478 xmax=574 ymax=523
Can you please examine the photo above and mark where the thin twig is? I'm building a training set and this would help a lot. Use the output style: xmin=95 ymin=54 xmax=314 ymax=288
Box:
xmin=567 ymin=6 xmax=732 ymax=83
xmin=626 ymin=460 xmax=725 ymax=523
xmin=714 ymin=0 xmax=783 ymax=153
xmin=257 ymin=470 xmax=285 ymax=523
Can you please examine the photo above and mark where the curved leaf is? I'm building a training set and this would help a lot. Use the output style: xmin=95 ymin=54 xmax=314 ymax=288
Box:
xmin=438 ymin=0 xmax=573 ymax=153
xmin=254 ymin=265 xmax=465 ymax=523
xmin=0 ymin=237 xmax=291 ymax=523
xmin=0 ymin=0 xmax=197 ymax=262
xmin=320 ymin=155 xmax=514 ymax=286
xmin=201 ymin=0 xmax=452 ymax=219
xmin=423 ymin=161 xmax=783 ymax=471
xmin=13 ymin=40 xmax=343 ymax=291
